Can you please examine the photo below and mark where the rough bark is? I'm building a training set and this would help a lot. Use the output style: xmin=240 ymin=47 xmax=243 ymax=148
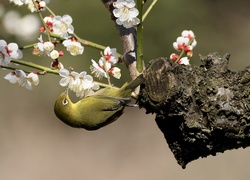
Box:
xmin=101 ymin=0 xmax=250 ymax=169
xmin=138 ymin=52 xmax=250 ymax=168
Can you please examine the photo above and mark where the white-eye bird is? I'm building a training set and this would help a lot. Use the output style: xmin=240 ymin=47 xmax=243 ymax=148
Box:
xmin=54 ymin=74 xmax=144 ymax=130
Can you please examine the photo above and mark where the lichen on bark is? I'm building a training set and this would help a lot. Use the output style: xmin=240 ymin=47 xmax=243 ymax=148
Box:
xmin=138 ymin=52 xmax=250 ymax=168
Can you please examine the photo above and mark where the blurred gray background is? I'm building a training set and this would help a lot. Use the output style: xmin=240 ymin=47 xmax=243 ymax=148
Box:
xmin=1 ymin=0 xmax=250 ymax=179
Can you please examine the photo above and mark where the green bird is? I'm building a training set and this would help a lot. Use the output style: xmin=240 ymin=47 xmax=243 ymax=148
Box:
xmin=54 ymin=74 xmax=144 ymax=130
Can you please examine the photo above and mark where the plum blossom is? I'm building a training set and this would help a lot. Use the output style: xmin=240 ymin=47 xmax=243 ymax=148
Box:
xmin=182 ymin=30 xmax=196 ymax=42
xmin=33 ymin=35 xmax=55 ymax=56
xmin=113 ymin=0 xmax=140 ymax=28
xmin=59 ymin=68 xmax=99 ymax=98
xmin=9 ymin=0 xmax=50 ymax=12
xmin=42 ymin=15 xmax=74 ymax=39
xmin=50 ymin=49 xmax=60 ymax=59
xmin=173 ymin=37 xmax=189 ymax=51
xmin=102 ymin=46 xmax=118 ymax=64
xmin=59 ymin=68 xmax=76 ymax=89
xmin=0 ymin=46 xmax=11 ymax=66
xmin=173 ymin=30 xmax=197 ymax=52
xmin=90 ymin=59 xmax=108 ymax=79
xmin=43 ymin=41 xmax=55 ymax=52
xmin=90 ymin=47 xmax=121 ymax=80
xmin=170 ymin=30 xmax=197 ymax=65
xmin=62 ymin=38 xmax=84 ymax=56
xmin=52 ymin=15 xmax=74 ymax=39
xmin=178 ymin=57 xmax=189 ymax=65
xmin=42 ymin=16 xmax=53 ymax=32
xmin=76 ymin=85 xmax=99 ymax=98
xmin=33 ymin=35 xmax=64 ymax=60
xmin=90 ymin=58 xmax=121 ymax=80
xmin=37 ymin=1 xmax=47 ymax=10
xmin=4 ymin=71 xmax=19 ymax=84
xmin=4 ymin=69 xmax=39 ymax=90
xmin=73 ymin=72 xmax=99 ymax=97
xmin=0 ymin=40 xmax=22 ymax=66
xmin=9 ymin=0 xmax=24 ymax=6
xmin=109 ymin=67 xmax=121 ymax=79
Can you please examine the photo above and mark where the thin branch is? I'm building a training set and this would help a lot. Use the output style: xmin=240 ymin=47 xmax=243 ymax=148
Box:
xmin=4 ymin=60 xmax=111 ymax=88
xmin=142 ymin=0 xmax=158 ymax=22
xmin=136 ymin=0 xmax=144 ymax=73
xmin=11 ymin=59 xmax=59 ymax=75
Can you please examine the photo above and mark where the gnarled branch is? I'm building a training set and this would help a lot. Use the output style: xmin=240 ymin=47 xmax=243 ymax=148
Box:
xmin=138 ymin=53 xmax=250 ymax=168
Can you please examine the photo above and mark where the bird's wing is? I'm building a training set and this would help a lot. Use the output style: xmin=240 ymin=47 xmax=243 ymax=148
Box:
xmin=93 ymin=95 xmax=131 ymax=111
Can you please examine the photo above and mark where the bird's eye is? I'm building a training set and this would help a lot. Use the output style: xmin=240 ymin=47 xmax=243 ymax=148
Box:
xmin=62 ymin=99 xmax=68 ymax=106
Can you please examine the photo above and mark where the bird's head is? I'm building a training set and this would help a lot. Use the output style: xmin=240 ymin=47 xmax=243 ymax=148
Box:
xmin=54 ymin=92 xmax=74 ymax=124
xmin=55 ymin=92 xmax=72 ymax=107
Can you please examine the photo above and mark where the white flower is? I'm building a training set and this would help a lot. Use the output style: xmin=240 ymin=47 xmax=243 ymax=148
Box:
xmin=69 ymin=71 xmax=86 ymax=93
xmin=59 ymin=68 xmax=76 ymax=88
xmin=52 ymin=14 xmax=74 ymax=39
xmin=15 ymin=70 xmax=31 ymax=89
xmin=0 ymin=40 xmax=22 ymax=66
xmin=62 ymin=39 xmax=84 ymax=56
xmin=113 ymin=0 xmax=140 ymax=28
xmin=173 ymin=37 xmax=189 ymax=51
xmin=10 ymin=0 xmax=50 ymax=12
xmin=170 ymin=30 xmax=197 ymax=65
xmin=59 ymin=68 xmax=99 ymax=98
xmin=27 ymin=72 xmax=39 ymax=86
xmin=0 ymin=40 xmax=23 ymax=59
xmin=34 ymin=35 xmax=55 ymax=56
xmin=74 ymin=72 xmax=99 ymax=98
xmin=99 ymin=58 xmax=111 ymax=71
xmin=4 ymin=69 xmax=39 ymax=90
xmin=7 ymin=43 xmax=23 ymax=59
xmin=178 ymin=57 xmax=190 ymax=65
xmin=25 ymin=0 xmax=37 ymax=12
xmin=26 ymin=0 xmax=50 ymax=12
xmin=4 ymin=71 xmax=18 ymax=84
xmin=9 ymin=0 xmax=24 ymax=6
xmin=190 ymin=39 xmax=197 ymax=48
xmin=90 ymin=47 xmax=121 ymax=80
xmin=109 ymin=67 xmax=121 ymax=79
xmin=0 ymin=44 xmax=11 ymax=66
xmin=38 ymin=1 xmax=47 ymax=10
xmin=90 ymin=59 xmax=107 ymax=79
xmin=182 ymin=30 xmax=195 ymax=39
xmin=181 ymin=30 xmax=197 ymax=48
xmin=50 ymin=50 xmax=59 ymax=59
xmin=43 ymin=16 xmax=53 ymax=25
xmin=43 ymin=41 xmax=55 ymax=52
xmin=103 ymin=46 xmax=118 ymax=64
xmin=76 ymin=82 xmax=99 ymax=98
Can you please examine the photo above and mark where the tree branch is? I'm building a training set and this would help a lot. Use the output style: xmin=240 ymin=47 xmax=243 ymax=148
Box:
xmin=138 ymin=52 xmax=250 ymax=168
xmin=101 ymin=0 xmax=139 ymax=80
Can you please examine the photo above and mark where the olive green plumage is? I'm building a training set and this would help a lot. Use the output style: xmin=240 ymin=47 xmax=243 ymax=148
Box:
xmin=54 ymin=74 xmax=144 ymax=130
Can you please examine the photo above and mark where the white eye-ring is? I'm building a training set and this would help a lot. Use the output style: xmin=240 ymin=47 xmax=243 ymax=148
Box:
xmin=62 ymin=99 xmax=68 ymax=106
